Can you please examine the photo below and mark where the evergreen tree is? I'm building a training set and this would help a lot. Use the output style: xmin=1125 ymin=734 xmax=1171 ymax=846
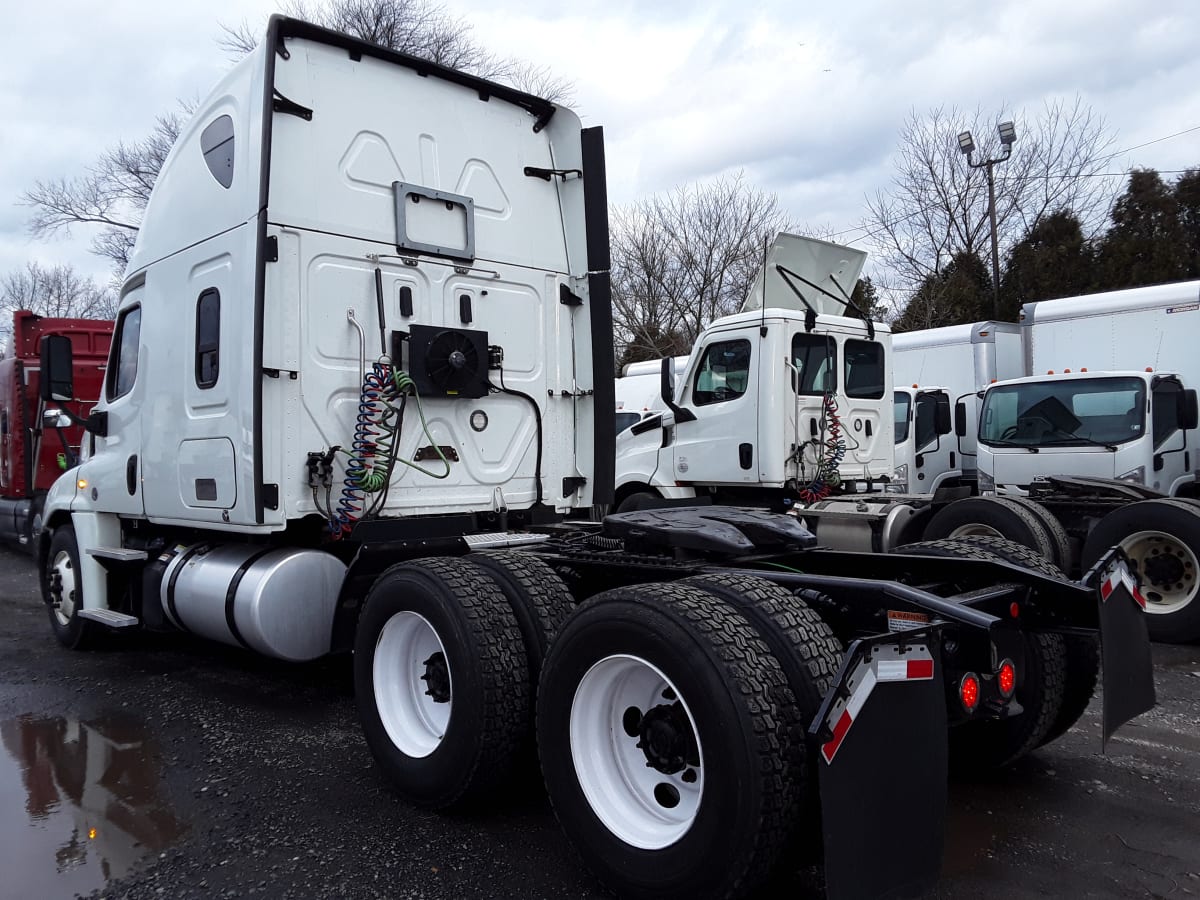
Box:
xmin=1174 ymin=168 xmax=1200 ymax=279
xmin=1095 ymin=169 xmax=1188 ymax=289
xmin=894 ymin=251 xmax=992 ymax=332
xmin=845 ymin=276 xmax=889 ymax=322
xmin=999 ymin=209 xmax=1092 ymax=318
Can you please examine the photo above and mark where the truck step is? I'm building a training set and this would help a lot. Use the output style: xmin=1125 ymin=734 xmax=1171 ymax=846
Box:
xmin=87 ymin=547 xmax=149 ymax=562
xmin=78 ymin=609 xmax=139 ymax=629
xmin=462 ymin=532 xmax=550 ymax=550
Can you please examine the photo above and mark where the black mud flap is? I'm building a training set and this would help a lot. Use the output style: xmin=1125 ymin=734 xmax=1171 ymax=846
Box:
xmin=810 ymin=629 xmax=947 ymax=900
xmin=1092 ymin=551 xmax=1156 ymax=748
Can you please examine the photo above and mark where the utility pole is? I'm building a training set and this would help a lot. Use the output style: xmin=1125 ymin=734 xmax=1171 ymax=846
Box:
xmin=957 ymin=122 xmax=1017 ymax=319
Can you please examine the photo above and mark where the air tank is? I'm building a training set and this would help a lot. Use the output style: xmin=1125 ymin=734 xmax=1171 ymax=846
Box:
xmin=159 ymin=543 xmax=346 ymax=661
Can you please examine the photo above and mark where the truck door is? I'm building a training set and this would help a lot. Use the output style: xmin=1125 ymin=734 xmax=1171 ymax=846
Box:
xmin=672 ymin=330 xmax=760 ymax=484
xmin=85 ymin=298 xmax=145 ymax=517
xmin=1150 ymin=377 xmax=1192 ymax=492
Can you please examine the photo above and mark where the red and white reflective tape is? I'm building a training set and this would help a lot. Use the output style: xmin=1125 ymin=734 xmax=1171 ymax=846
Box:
xmin=821 ymin=644 xmax=935 ymax=765
xmin=1101 ymin=560 xmax=1146 ymax=609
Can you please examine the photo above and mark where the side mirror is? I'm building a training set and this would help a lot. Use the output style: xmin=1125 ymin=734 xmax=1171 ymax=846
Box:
xmin=660 ymin=357 xmax=676 ymax=405
xmin=954 ymin=400 xmax=968 ymax=438
xmin=40 ymin=335 xmax=74 ymax=402
xmin=935 ymin=393 xmax=952 ymax=436
xmin=1181 ymin=389 xmax=1199 ymax=431
xmin=42 ymin=409 xmax=72 ymax=429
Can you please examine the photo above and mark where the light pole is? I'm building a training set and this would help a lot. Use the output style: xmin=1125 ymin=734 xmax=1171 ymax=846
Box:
xmin=957 ymin=121 xmax=1017 ymax=319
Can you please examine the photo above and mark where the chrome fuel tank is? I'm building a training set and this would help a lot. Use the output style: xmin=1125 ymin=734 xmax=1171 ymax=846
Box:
xmin=160 ymin=543 xmax=346 ymax=661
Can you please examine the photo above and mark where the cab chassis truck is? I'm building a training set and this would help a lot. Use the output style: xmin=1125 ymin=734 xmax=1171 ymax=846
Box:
xmin=35 ymin=18 xmax=1155 ymax=900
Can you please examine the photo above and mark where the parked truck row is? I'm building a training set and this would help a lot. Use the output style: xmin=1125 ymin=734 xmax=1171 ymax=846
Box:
xmin=616 ymin=266 xmax=1200 ymax=641
xmin=32 ymin=16 xmax=1157 ymax=900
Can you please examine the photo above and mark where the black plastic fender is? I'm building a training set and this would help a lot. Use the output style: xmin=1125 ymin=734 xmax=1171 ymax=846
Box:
xmin=810 ymin=629 xmax=947 ymax=900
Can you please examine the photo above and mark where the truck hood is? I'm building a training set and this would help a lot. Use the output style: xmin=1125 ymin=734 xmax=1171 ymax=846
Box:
xmin=984 ymin=445 xmax=1142 ymax=488
xmin=741 ymin=233 xmax=867 ymax=316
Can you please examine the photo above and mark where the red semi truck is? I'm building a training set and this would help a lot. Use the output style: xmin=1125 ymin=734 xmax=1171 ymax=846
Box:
xmin=0 ymin=310 xmax=112 ymax=551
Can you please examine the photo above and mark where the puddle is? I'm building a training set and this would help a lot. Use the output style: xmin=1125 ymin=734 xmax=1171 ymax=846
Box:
xmin=0 ymin=712 xmax=187 ymax=896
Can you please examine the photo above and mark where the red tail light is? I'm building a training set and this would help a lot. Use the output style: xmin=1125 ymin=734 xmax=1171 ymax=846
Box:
xmin=959 ymin=673 xmax=980 ymax=712
xmin=997 ymin=659 xmax=1016 ymax=698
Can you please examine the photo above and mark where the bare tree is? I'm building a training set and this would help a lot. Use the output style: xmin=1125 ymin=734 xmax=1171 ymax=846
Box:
xmin=611 ymin=173 xmax=795 ymax=366
xmin=0 ymin=263 xmax=118 ymax=322
xmin=21 ymin=110 xmax=189 ymax=273
xmin=22 ymin=0 xmax=573 ymax=279
xmin=864 ymin=97 xmax=1117 ymax=311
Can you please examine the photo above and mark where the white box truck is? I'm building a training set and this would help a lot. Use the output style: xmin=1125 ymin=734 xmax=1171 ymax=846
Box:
xmin=918 ymin=282 xmax=1200 ymax=641
xmin=891 ymin=322 xmax=1022 ymax=493
xmin=31 ymin=19 xmax=1155 ymax=900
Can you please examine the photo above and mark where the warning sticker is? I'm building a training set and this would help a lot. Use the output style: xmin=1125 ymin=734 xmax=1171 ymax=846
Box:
xmin=887 ymin=609 xmax=931 ymax=632
xmin=1167 ymin=303 xmax=1199 ymax=314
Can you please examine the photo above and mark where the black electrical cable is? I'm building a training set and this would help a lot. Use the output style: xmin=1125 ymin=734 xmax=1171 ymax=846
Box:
xmin=492 ymin=367 xmax=544 ymax=505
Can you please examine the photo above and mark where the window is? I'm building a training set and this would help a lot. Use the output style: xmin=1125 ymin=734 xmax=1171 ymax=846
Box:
xmin=1152 ymin=379 xmax=1183 ymax=447
xmin=106 ymin=306 xmax=142 ymax=401
xmin=615 ymin=411 xmax=642 ymax=433
xmin=844 ymin=339 xmax=885 ymax=399
xmin=979 ymin=376 xmax=1146 ymax=447
xmin=693 ymin=339 xmax=751 ymax=406
xmin=195 ymin=288 xmax=220 ymax=388
xmin=914 ymin=393 xmax=939 ymax=450
xmin=792 ymin=334 xmax=836 ymax=396
xmin=893 ymin=391 xmax=910 ymax=444
xmin=201 ymin=115 xmax=235 ymax=189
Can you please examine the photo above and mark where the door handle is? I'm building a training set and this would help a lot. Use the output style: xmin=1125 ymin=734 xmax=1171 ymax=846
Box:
xmin=126 ymin=455 xmax=138 ymax=496
xmin=738 ymin=443 xmax=753 ymax=470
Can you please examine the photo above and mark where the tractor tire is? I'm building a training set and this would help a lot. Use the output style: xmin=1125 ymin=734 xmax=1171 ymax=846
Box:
xmin=938 ymin=535 xmax=1098 ymax=747
xmin=682 ymin=574 xmax=843 ymax=860
xmin=43 ymin=526 xmax=99 ymax=650
xmin=537 ymin=582 xmax=796 ymax=900
xmin=1081 ymin=498 xmax=1200 ymax=643
xmin=894 ymin=538 xmax=1068 ymax=768
xmin=354 ymin=557 xmax=529 ymax=809
xmin=616 ymin=491 xmax=660 ymax=513
xmin=923 ymin=496 xmax=1058 ymax=562
xmin=1001 ymin=496 xmax=1073 ymax=572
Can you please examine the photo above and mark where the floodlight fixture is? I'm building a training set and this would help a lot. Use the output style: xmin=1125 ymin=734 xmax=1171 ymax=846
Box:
xmin=997 ymin=121 xmax=1017 ymax=146
xmin=957 ymin=131 xmax=975 ymax=155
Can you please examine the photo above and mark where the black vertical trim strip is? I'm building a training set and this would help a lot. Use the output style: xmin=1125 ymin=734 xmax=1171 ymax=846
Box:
xmin=252 ymin=20 xmax=284 ymax=525
xmin=224 ymin=547 xmax=276 ymax=650
xmin=580 ymin=127 xmax=614 ymax=505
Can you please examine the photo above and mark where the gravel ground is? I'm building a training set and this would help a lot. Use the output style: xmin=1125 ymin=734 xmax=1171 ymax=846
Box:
xmin=1 ymin=544 xmax=1197 ymax=899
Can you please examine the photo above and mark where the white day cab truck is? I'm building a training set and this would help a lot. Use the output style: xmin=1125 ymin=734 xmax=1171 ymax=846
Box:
xmin=35 ymin=18 xmax=1156 ymax=900
xmin=895 ymin=283 xmax=1200 ymax=642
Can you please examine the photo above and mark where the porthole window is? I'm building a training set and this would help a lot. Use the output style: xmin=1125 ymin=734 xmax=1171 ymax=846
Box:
xmin=200 ymin=115 xmax=235 ymax=189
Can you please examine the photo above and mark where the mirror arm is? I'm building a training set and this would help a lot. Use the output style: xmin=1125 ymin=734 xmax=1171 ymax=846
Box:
xmin=50 ymin=403 xmax=107 ymax=437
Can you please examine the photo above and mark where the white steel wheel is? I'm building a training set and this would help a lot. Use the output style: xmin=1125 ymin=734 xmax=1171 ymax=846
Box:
xmin=1121 ymin=530 xmax=1199 ymax=615
xmin=373 ymin=611 xmax=452 ymax=758
xmin=50 ymin=548 xmax=78 ymax=627
xmin=570 ymin=654 xmax=704 ymax=850
xmin=947 ymin=522 xmax=1006 ymax=540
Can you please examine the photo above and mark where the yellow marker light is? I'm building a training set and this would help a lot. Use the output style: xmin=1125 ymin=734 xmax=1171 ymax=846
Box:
xmin=77 ymin=478 xmax=88 ymax=490
xmin=88 ymin=828 xmax=97 ymax=839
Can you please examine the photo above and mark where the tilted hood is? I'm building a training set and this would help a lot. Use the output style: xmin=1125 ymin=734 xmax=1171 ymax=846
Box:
xmin=741 ymin=233 xmax=868 ymax=316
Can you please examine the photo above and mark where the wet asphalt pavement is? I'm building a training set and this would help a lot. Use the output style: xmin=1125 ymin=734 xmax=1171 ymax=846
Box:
xmin=1 ymin=544 xmax=1198 ymax=900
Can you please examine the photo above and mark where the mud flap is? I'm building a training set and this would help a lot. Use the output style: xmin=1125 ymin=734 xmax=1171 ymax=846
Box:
xmin=1094 ymin=553 xmax=1156 ymax=748
xmin=811 ymin=629 xmax=947 ymax=900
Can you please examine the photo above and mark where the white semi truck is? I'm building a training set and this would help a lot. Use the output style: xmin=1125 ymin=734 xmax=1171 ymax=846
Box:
xmin=34 ymin=18 xmax=1155 ymax=900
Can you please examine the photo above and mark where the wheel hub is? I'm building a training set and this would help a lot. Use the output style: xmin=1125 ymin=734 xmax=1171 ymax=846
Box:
xmin=421 ymin=651 xmax=451 ymax=703
xmin=1142 ymin=551 xmax=1185 ymax=588
xmin=635 ymin=703 xmax=697 ymax=775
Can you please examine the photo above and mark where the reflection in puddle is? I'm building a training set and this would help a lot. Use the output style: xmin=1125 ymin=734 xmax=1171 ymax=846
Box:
xmin=0 ymin=712 xmax=186 ymax=896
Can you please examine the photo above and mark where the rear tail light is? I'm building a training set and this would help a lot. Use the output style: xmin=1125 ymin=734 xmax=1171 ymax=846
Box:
xmin=997 ymin=659 xmax=1016 ymax=699
xmin=959 ymin=673 xmax=980 ymax=712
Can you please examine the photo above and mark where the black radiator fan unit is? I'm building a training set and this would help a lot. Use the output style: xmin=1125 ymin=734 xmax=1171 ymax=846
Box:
xmin=407 ymin=324 xmax=490 ymax=399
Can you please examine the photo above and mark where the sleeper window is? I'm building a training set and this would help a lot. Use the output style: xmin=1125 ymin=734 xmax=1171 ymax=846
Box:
xmin=195 ymin=288 xmax=220 ymax=388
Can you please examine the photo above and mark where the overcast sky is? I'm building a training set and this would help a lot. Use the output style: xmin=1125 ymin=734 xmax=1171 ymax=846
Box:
xmin=4 ymin=0 xmax=1199 ymax=287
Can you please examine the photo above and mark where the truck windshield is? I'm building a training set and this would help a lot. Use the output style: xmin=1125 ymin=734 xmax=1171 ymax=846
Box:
xmin=615 ymin=411 xmax=642 ymax=433
xmin=893 ymin=392 xmax=910 ymax=443
xmin=979 ymin=376 xmax=1146 ymax=447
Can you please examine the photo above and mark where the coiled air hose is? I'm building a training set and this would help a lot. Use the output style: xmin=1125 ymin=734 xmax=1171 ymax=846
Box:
xmin=797 ymin=392 xmax=846 ymax=505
